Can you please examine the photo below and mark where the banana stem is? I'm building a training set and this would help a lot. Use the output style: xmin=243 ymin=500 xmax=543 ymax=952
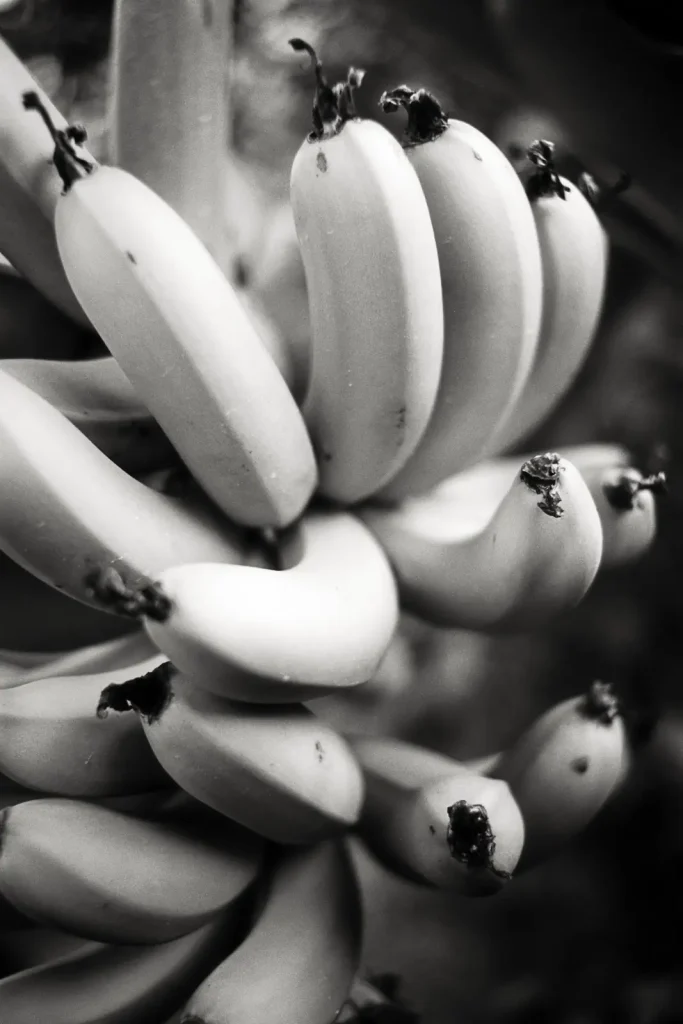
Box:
xmin=603 ymin=468 xmax=668 ymax=510
xmin=108 ymin=0 xmax=233 ymax=267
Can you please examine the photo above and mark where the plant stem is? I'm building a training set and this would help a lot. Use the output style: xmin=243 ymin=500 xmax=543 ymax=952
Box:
xmin=108 ymin=0 xmax=233 ymax=267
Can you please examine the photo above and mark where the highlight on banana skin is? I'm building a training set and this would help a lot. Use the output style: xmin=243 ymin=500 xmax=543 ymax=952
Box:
xmin=0 ymin=6 xmax=672 ymax=1022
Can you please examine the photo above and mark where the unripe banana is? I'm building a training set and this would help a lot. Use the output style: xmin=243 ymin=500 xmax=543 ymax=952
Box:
xmin=2 ymin=356 xmax=177 ymax=473
xmin=581 ymin=463 xmax=666 ymax=567
xmin=181 ymin=840 xmax=362 ymax=1024
xmin=98 ymin=664 xmax=365 ymax=844
xmin=494 ymin=143 xmax=609 ymax=451
xmin=2 ymin=629 xmax=159 ymax=688
xmin=0 ymin=263 xmax=90 ymax=360
xmin=351 ymin=736 xmax=524 ymax=894
xmin=0 ymin=38 xmax=90 ymax=324
xmin=493 ymin=680 xmax=630 ymax=869
xmin=0 ymin=909 xmax=248 ymax=1024
xmin=0 ymin=370 xmax=249 ymax=612
xmin=434 ymin=442 xmax=659 ymax=569
xmin=91 ymin=510 xmax=399 ymax=703
xmin=0 ymin=797 xmax=265 ymax=943
xmin=0 ymin=656 xmax=169 ymax=796
xmin=24 ymin=91 xmax=316 ymax=529
xmin=289 ymin=40 xmax=444 ymax=502
xmin=361 ymin=452 xmax=602 ymax=630
xmin=376 ymin=86 xmax=543 ymax=500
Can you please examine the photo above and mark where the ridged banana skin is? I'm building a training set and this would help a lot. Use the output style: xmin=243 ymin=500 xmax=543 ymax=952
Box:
xmin=1 ymin=357 xmax=177 ymax=473
xmin=0 ymin=797 xmax=265 ymax=943
xmin=181 ymin=840 xmax=362 ymax=1024
xmin=379 ymin=120 xmax=543 ymax=500
xmin=0 ymin=658 xmax=169 ymax=796
xmin=291 ymin=119 xmax=444 ymax=503
xmin=0 ymin=39 xmax=90 ymax=326
xmin=351 ymin=737 xmax=523 ymax=894
xmin=496 ymin=178 xmax=609 ymax=452
xmin=113 ymin=670 xmax=365 ymax=844
xmin=362 ymin=456 xmax=603 ymax=630
xmin=493 ymin=692 xmax=629 ymax=869
xmin=3 ymin=630 xmax=159 ymax=688
xmin=580 ymin=464 xmax=659 ymax=567
xmin=0 ymin=370 xmax=248 ymax=611
xmin=0 ymin=909 xmax=247 ymax=1024
xmin=142 ymin=512 xmax=399 ymax=702
xmin=55 ymin=164 xmax=317 ymax=528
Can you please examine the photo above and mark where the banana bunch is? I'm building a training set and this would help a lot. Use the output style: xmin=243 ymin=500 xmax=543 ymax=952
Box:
xmin=0 ymin=19 xmax=661 ymax=1023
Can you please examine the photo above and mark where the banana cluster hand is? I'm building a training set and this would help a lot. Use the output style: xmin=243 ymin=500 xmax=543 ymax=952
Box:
xmin=0 ymin=26 xmax=659 ymax=1023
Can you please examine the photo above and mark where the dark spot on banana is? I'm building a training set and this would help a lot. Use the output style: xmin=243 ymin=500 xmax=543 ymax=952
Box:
xmin=429 ymin=825 xmax=436 ymax=835
xmin=571 ymin=756 xmax=590 ymax=774
xmin=315 ymin=740 xmax=324 ymax=762
xmin=201 ymin=0 xmax=213 ymax=28
xmin=472 ymin=148 xmax=483 ymax=161
xmin=396 ymin=405 xmax=407 ymax=433
xmin=125 ymin=251 xmax=137 ymax=265
xmin=316 ymin=151 xmax=328 ymax=173
xmin=446 ymin=800 xmax=496 ymax=870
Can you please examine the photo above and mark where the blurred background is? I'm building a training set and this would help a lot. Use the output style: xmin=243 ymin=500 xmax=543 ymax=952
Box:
xmin=5 ymin=1 xmax=683 ymax=1020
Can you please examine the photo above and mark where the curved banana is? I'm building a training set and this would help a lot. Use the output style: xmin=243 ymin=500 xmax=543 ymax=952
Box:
xmin=91 ymin=510 xmax=399 ymax=703
xmin=494 ymin=142 xmax=609 ymax=452
xmin=376 ymin=85 xmax=542 ymax=500
xmin=361 ymin=452 xmax=603 ymax=630
xmin=0 ymin=909 xmax=248 ymax=1024
xmin=0 ymin=553 xmax=136 ymax=656
xmin=98 ymin=664 xmax=365 ymax=844
xmin=0 ymin=369 xmax=249 ymax=612
xmin=0 ymin=656 xmax=170 ymax=796
xmin=289 ymin=41 xmax=444 ymax=503
xmin=351 ymin=736 xmax=524 ymax=894
xmin=0 ymin=38 xmax=90 ymax=324
xmin=0 ymin=263 xmax=90 ymax=360
xmin=0 ymin=796 xmax=265 ymax=943
xmin=433 ymin=442 xmax=657 ymax=570
xmin=2 ymin=629 xmax=160 ymax=688
xmin=24 ymin=91 xmax=316 ymax=529
xmin=492 ymin=680 xmax=630 ymax=869
xmin=1 ymin=356 xmax=178 ymax=473
xmin=181 ymin=839 xmax=362 ymax=1024
xmin=580 ymin=463 xmax=666 ymax=567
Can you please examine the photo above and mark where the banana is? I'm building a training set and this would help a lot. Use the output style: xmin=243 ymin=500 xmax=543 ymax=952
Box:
xmin=98 ymin=664 xmax=365 ymax=844
xmin=433 ymin=442 xmax=657 ymax=569
xmin=492 ymin=680 xmax=630 ymax=869
xmin=361 ymin=452 xmax=603 ymax=630
xmin=109 ymin=0 xmax=232 ymax=266
xmin=376 ymin=85 xmax=542 ymax=501
xmin=0 ymin=796 xmax=265 ymax=943
xmin=1 ymin=356 xmax=178 ymax=473
xmin=24 ymin=91 xmax=317 ymax=529
xmin=0 ymin=37 xmax=90 ymax=324
xmin=0 ymin=908 xmax=248 ymax=1024
xmin=0 ymin=262 xmax=91 ymax=360
xmin=0 ymin=369 xmax=250 ymax=612
xmin=491 ymin=142 xmax=609 ymax=452
xmin=580 ymin=463 xmax=666 ymax=567
xmin=90 ymin=510 xmax=399 ymax=702
xmin=0 ymin=553 xmax=136 ymax=655
xmin=181 ymin=839 xmax=362 ymax=1024
xmin=0 ymin=656 xmax=170 ymax=796
xmin=289 ymin=40 xmax=444 ymax=503
xmin=2 ymin=629 xmax=160 ymax=688
xmin=350 ymin=736 xmax=524 ymax=894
